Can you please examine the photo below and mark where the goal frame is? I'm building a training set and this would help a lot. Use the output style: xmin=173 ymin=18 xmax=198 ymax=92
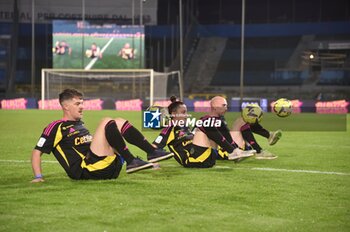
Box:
xmin=41 ymin=68 xmax=183 ymax=110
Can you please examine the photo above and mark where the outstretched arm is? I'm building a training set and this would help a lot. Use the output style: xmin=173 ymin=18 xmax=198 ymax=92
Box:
xmin=31 ymin=149 xmax=44 ymax=183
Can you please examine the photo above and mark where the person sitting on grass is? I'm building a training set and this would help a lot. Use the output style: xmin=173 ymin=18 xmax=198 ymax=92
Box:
xmin=152 ymin=96 xmax=254 ymax=168
xmin=118 ymin=43 xmax=135 ymax=60
xmin=53 ymin=41 xmax=72 ymax=55
xmin=31 ymin=88 xmax=173 ymax=183
xmin=85 ymin=43 xmax=102 ymax=59
xmin=193 ymin=96 xmax=256 ymax=162
xmin=230 ymin=116 xmax=282 ymax=160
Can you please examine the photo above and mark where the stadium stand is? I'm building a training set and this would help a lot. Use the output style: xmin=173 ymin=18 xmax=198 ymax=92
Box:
xmin=185 ymin=37 xmax=227 ymax=93
xmin=181 ymin=23 xmax=350 ymax=99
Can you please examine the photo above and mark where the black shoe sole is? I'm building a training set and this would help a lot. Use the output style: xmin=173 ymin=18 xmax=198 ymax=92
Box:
xmin=126 ymin=163 xmax=154 ymax=174
xmin=148 ymin=153 xmax=174 ymax=163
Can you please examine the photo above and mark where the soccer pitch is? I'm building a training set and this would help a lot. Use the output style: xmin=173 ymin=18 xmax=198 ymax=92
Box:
xmin=53 ymin=35 xmax=143 ymax=69
xmin=0 ymin=110 xmax=349 ymax=231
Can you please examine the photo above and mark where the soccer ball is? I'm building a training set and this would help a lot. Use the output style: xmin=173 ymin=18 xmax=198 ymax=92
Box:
xmin=242 ymin=104 xmax=263 ymax=124
xmin=273 ymin=98 xmax=292 ymax=117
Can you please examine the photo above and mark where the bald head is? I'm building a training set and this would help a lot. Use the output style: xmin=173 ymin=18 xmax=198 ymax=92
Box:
xmin=210 ymin=96 xmax=226 ymax=107
xmin=210 ymin=96 xmax=228 ymax=116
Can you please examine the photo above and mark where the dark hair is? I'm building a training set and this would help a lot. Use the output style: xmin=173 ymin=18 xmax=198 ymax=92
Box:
xmin=59 ymin=89 xmax=83 ymax=105
xmin=168 ymin=96 xmax=184 ymax=114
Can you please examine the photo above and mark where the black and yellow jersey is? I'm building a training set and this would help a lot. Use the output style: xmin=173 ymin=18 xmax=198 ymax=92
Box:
xmin=152 ymin=125 xmax=193 ymax=150
xmin=35 ymin=119 xmax=92 ymax=179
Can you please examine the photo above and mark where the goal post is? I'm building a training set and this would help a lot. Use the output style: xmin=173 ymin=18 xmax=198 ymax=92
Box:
xmin=41 ymin=69 xmax=183 ymax=109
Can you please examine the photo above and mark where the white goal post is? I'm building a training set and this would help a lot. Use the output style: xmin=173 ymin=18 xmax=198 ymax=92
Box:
xmin=41 ymin=69 xmax=183 ymax=109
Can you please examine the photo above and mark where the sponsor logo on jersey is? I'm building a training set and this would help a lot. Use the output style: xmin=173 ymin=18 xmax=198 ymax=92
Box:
xmin=62 ymin=125 xmax=74 ymax=130
xmin=67 ymin=130 xmax=80 ymax=137
xmin=74 ymin=135 xmax=93 ymax=145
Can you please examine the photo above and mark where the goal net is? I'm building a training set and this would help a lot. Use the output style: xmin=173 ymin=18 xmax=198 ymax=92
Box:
xmin=41 ymin=69 xmax=183 ymax=109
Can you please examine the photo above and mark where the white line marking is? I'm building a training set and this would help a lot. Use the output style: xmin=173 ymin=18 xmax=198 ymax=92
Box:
xmin=1 ymin=160 xmax=349 ymax=176
xmin=251 ymin=167 xmax=350 ymax=176
xmin=84 ymin=37 xmax=114 ymax=70
xmin=166 ymin=164 xmax=349 ymax=176
xmin=214 ymin=165 xmax=350 ymax=176
xmin=0 ymin=160 xmax=58 ymax=164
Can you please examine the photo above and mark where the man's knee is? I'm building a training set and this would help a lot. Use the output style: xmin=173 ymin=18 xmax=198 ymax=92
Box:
xmin=114 ymin=117 xmax=126 ymax=124
xmin=103 ymin=120 xmax=125 ymax=152
xmin=100 ymin=117 xmax=114 ymax=127
xmin=114 ymin=117 xmax=127 ymax=129
xmin=99 ymin=117 xmax=127 ymax=133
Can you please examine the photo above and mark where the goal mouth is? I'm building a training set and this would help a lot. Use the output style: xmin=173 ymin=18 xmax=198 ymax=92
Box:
xmin=41 ymin=69 xmax=182 ymax=110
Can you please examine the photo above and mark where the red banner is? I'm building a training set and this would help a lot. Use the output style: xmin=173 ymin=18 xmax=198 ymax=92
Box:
xmin=115 ymin=99 xmax=143 ymax=111
xmin=38 ymin=99 xmax=61 ymax=110
xmin=316 ymin=100 xmax=349 ymax=114
xmin=1 ymin=98 xmax=28 ymax=109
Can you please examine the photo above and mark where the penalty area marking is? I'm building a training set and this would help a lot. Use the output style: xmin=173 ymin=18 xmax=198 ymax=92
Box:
xmin=84 ymin=37 xmax=114 ymax=70
xmin=0 ymin=160 xmax=349 ymax=176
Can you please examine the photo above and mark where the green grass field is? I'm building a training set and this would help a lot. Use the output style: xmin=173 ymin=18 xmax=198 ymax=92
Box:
xmin=0 ymin=110 xmax=349 ymax=231
xmin=53 ymin=35 xmax=143 ymax=69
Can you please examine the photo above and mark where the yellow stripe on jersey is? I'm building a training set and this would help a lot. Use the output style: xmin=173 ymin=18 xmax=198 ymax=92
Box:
xmin=73 ymin=147 xmax=116 ymax=172
xmin=217 ymin=146 xmax=229 ymax=159
xmin=166 ymin=128 xmax=175 ymax=145
xmin=169 ymin=144 xmax=190 ymax=165
xmin=53 ymin=123 xmax=63 ymax=147
xmin=188 ymin=147 xmax=212 ymax=163
xmin=82 ymin=156 xmax=116 ymax=172
xmin=56 ymin=145 xmax=70 ymax=167
xmin=72 ymin=147 xmax=85 ymax=159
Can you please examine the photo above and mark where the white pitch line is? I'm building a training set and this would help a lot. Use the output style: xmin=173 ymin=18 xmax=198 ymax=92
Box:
xmin=0 ymin=160 xmax=349 ymax=176
xmin=251 ymin=167 xmax=350 ymax=176
xmin=161 ymin=164 xmax=350 ymax=176
xmin=84 ymin=37 xmax=114 ymax=70
xmin=0 ymin=160 xmax=58 ymax=164
xmin=215 ymin=165 xmax=350 ymax=176
xmin=214 ymin=165 xmax=350 ymax=176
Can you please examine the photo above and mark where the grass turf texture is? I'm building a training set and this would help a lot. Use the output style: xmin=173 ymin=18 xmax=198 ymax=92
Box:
xmin=0 ymin=110 xmax=349 ymax=231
